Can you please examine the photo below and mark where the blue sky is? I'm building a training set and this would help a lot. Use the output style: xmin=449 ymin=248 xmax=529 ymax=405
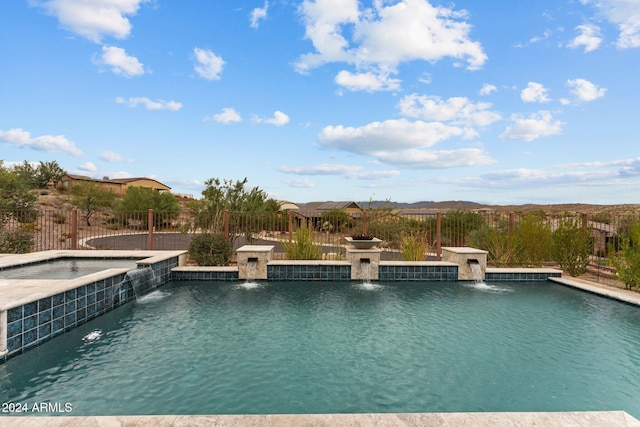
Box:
xmin=1 ymin=0 xmax=639 ymax=205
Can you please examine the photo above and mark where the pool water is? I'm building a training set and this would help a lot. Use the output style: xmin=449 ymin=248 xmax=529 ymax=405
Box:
xmin=2 ymin=280 xmax=640 ymax=417
xmin=0 ymin=258 xmax=140 ymax=280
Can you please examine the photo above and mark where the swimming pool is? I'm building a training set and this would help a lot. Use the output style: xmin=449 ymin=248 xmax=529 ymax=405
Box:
xmin=2 ymin=279 xmax=640 ymax=417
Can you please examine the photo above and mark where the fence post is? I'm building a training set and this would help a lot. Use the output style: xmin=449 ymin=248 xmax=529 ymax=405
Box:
xmin=362 ymin=211 xmax=367 ymax=235
xmin=71 ymin=209 xmax=78 ymax=250
xmin=509 ymin=213 xmax=516 ymax=234
xmin=581 ymin=213 xmax=588 ymax=230
xmin=147 ymin=209 xmax=154 ymax=250
xmin=288 ymin=210 xmax=293 ymax=243
xmin=436 ymin=211 xmax=442 ymax=260
xmin=224 ymin=210 xmax=230 ymax=239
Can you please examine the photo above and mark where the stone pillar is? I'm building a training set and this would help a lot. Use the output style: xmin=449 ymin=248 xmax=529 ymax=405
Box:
xmin=441 ymin=247 xmax=488 ymax=281
xmin=345 ymin=247 xmax=382 ymax=281
xmin=237 ymin=245 xmax=274 ymax=280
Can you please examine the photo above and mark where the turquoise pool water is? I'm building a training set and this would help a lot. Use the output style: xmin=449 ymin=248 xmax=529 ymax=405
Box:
xmin=2 ymin=280 xmax=640 ymax=417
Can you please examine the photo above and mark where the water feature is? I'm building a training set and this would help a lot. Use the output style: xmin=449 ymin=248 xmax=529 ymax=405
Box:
xmin=360 ymin=258 xmax=372 ymax=284
xmin=3 ymin=280 xmax=640 ymax=417
xmin=467 ymin=259 xmax=483 ymax=283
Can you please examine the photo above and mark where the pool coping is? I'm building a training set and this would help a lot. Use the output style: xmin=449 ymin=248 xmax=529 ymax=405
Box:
xmin=2 ymin=411 xmax=639 ymax=426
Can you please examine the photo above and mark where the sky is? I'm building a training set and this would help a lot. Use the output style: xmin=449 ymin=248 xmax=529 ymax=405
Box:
xmin=1 ymin=0 xmax=639 ymax=205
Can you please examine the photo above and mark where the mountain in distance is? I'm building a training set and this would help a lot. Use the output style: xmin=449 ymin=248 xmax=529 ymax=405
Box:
xmin=359 ymin=200 xmax=484 ymax=210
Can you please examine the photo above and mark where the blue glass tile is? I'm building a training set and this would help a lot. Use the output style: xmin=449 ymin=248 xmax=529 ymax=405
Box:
xmin=7 ymin=320 xmax=22 ymax=338
xmin=7 ymin=306 xmax=22 ymax=323
xmin=38 ymin=297 xmax=52 ymax=311
xmin=87 ymin=304 xmax=96 ymax=318
xmin=86 ymin=282 xmax=96 ymax=295
xmin=38 ymin=323 xmax=52 ymax=340
xmin=24 ymin=302 xmax=37 ymax=317
xmin=65 ymin=289 xmax=76 ymax=301
xmin=64 ymin=313 xmax=76 ymax=327
xmin=52 ymin=318 xmax=64 ymax=333
xmin=7 ymin=335 xmax=22 ymax=352
xmin=77 ymin=286 xmax=87 ymax=298
xmin=23 ymin=329 xmax=37 ymax=347
xmin=24 ymin=315 xmax=37 ymax=331
xmin=38 ymin=309 xmax=52 ymax=325
xmin=52 ymin=293 xmax=64 ymax=307
xmin=52 ymin=305 xmax=64 ymax=320
xmin=65 ymin=300 xmax=76 ymax=314
xmin=87 ymin=293 xmax=96 ymax=305
xmin=76 ymin=308 xmax=87 ymax=322
xmin=77 ymin=296 xmax=87 ymax=309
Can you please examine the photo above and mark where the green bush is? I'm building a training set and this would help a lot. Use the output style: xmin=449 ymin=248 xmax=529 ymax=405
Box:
xmin=609 ymin=223 xmax=640 ymax=290
xmin=0 ymin=228 xmax=34 ymax=254
xmin=281 ymin=225 xmax=322 ymax=260
xmin=552 ymin=217 xmax=592 ymax=276
xmin=513 ymin=212 xmax=552 ymax=267
xmin=471 ymin=224 xmax=517 ymax=267
xmin=188 ymin=233 xmax=232 ymax=266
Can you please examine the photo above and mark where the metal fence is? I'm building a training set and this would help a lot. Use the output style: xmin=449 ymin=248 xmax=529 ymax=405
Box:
xmin=2 ymin=208 xmax=639 ymax=264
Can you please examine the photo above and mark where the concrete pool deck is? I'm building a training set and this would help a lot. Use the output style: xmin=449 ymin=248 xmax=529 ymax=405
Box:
xmin=3 ymin=411 xmax=640 ymax=426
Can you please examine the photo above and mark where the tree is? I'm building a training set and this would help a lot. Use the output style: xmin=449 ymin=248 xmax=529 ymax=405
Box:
xmin=0 ymin=161 xmax=38 ymax=223
xmin=70 ymin=182 xmax=117 ymax=226
xmin=116 ymin=187 xmax=181 ymax=228
xmin=35 ymin=161 xmax=65 ymax=188
xmin=191 ymin=177 xmax=279 ymax=245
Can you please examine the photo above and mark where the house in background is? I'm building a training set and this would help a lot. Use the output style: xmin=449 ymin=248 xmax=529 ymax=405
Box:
xmin=58 ymin=174 xmax=171 ymax=195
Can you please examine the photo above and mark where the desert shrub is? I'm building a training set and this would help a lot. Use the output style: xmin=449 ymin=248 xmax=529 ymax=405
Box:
xmin=513 ymin=212 xmax=552 ymax=267
xmin=0 ymin=228 xmax=34 ymax=253
xmin=53 ymin=211 xmax=66 ymax=224
xmin=609 ymin=223 xmax=640 ymax=290
xmin=401 ymin=233 xmax=431 ymax=261
xmin=552 ymin=217 xmax=592 ymax=276
xmin=188 ymin=232 xmax=232 ymax=266
xmin=470 ymin=224 xmax=517 ymax=267
xmin=281 ymin=225 xmax=322 ymax=260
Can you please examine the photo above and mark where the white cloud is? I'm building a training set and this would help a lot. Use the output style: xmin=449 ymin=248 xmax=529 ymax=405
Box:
xmin=566 ymin=78 xmax=607 ymax=102
xmin=278 ymin=163 xmax=401 ymax=179
xmin=397 ymin=94 xmax=501 ymax=127
xmin=254 ymin=111 xmax=290 ymax=126
xmin=115 ymin=96 xmax=183 ymax=111
xmin=521 ymin=82 xmax=550 ymax=103
xmin=99 ymin=150 xmax=130 ymax=162
xmin=296 ymin=0 xmax=486 ymax=91
xmin=193 ymin=47 xmax=225 ymax=80
xmin=283 ymin=178 xmax=316 ymax=188
xmin=319 ymin=119 xmax=464 ymax=154
xmin=335 ymin=70 xmax=401 ymax=92
xmin=582 ymin=0 xmax=640 ymax=48
xmin=92 ymin=45 xmax=144 ymax=77
xmin=36 ymin=0 xmax=148 ymax=43
xmin=250 ymin=1 xmax=269 ymax=29
xmin=206 ymin=108 xmax=242 ymax=124
xmin=78 ymin=161 xmax=97 ymax=171
xmin=479 ymin=84 xmax=497 ymax=96
xmin=0 ymin=127 xmax=83 ymax=156
xmin=568 ymin=24 xmax=602 ymax=52
xmin=317 ymin=118 xmax=495 ymax=169
xmin=500 ymin=111 xmax=565 ymax=142
xmin=374 ymin=148 xmax=496 ymax=169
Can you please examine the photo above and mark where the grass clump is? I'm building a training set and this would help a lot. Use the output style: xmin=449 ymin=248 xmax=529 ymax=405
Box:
xmin=281 ymin=224 xmax=322 ymax=260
